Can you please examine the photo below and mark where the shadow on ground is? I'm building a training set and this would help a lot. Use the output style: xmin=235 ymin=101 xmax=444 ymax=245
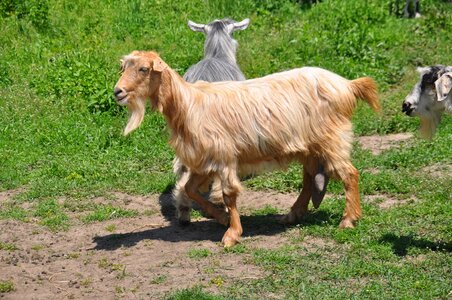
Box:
xmin=93 ymin=192 xmax=341 ymax=251
xmin=379 ymin=233 xmax=452 ymax=256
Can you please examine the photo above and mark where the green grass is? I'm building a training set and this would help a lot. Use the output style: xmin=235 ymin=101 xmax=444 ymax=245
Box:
xmin=81 ymin=204 xmax=138 ymax=223
xmin=0 ymin=0 xmax=451 ymax=299
xmin=0 ymin=280 xmax=14 ymax=293
xmin=0 ymin=242 xmax=18 ymax=251
xmin=187 ymin=248 xmax=211 ymax=259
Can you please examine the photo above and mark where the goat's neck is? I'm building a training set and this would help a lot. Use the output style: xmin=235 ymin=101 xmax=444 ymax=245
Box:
xmin=153 ymin=68 xmax=191 ymax=134
xmin=204 ymin=35 xmax=237 ymax=64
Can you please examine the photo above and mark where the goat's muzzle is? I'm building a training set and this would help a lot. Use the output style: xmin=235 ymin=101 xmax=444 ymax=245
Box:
xmin=402 ymin=101 xmax=415 ymax=116
xmin=114 ymin=87 xmax=128 ymax=105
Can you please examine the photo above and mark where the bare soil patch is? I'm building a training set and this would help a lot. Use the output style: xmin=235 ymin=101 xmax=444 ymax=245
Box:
xmin=420 ymin=163 xmax=452 ymax=179
xmin=365 ymin=194 xmax=416 ymax=209
xmin=357 ymin=133 xmax=414 ymax=155
xmin=0 ymin=190 xmax=318 ymax=300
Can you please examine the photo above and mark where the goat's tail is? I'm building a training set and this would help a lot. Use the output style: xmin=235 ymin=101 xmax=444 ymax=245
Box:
xmin=350 ymin=77 xmax=381 ymax=113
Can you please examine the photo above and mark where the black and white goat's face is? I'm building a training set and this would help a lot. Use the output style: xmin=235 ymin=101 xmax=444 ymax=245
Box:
xmin=402 ymin=65 xmax=452 ymax=138
xmin=402 ymin=66 xmax=452 ymax=117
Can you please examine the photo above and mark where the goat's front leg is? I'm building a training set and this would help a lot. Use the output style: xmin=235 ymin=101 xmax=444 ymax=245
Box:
xmin=185 ymin=173 xmax=229 ymax=226
xmin=222 ymin=194 xmax=242 ymax=247
xmin=173 ymin=168 xmax=193 ymax=225
xmin=219 ymin=168 xmax=243 ymax=247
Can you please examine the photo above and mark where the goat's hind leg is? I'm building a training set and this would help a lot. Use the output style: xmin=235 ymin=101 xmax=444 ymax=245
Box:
xmin=185 ymin=173 xmax=229 ymax=226
xmin=280 ymin=167 xmax=313 ymax=225
xmin=312 ymin=163 xmax=329 ymax=209
xmin=337 ymin=164 xmax=361 ymax=228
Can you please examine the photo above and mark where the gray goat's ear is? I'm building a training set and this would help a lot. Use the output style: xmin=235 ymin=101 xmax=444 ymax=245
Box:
xmin=435 ymin=72 xmax=452 ymax=102
xmin=187 ymin=20 xmax=206 ymax=32
xmin=232 ymin=18 xmax=250 ymax=31
xmin=416 ymin=66 xmax=430 ymax=75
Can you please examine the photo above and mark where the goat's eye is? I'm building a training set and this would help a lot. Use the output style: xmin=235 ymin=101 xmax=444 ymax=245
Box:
xmin=139 ymin=67 xmax=149 ymax=73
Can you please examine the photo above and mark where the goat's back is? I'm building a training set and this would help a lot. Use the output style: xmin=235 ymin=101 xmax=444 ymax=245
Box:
xmin=184 ymin=58 xmax=246 ymax=82
xmin=180 ymin=67 xmax=368 ymax=162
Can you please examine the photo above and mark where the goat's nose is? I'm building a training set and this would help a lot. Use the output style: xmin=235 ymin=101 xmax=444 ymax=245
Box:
xmin=402 ymin=102 xmax=413 ymax=115
xmin=114 ymin=87 xmax=127 ymax=100
xmin=114 ymin=87 xmax=123 ymax=97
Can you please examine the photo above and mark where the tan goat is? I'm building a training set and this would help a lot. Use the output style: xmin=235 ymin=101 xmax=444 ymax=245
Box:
xmin=114 ymin=51 xmax=380 ymax=247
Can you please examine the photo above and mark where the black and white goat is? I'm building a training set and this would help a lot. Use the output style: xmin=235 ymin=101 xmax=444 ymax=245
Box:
xmin=402 ymin=65 xmax=452 ymax=138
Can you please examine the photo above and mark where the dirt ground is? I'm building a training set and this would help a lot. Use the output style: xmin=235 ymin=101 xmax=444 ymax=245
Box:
xmin=0 ymin=191 xmax=298 ymax=300
xmin=0 ymin=133 xmax=421 ymax=299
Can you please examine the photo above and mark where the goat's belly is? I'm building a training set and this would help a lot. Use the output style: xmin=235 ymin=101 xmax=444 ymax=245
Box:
xmin=237 ymin=156 xmax=293 ymax=177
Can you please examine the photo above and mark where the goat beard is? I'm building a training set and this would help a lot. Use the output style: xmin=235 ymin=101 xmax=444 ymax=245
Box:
xmin=419 ymin=110 xmax=442 ymax=140
xmin=124 ymin=98 xmax=146 ymax=136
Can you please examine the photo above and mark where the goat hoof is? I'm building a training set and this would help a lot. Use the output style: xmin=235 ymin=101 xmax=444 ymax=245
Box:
xmin=222 ymin=229 xmax=240 ymax=247
xmin=339 ymin=218 xmax=355 ymax=229
xmin=178 ymin=219 xmax=191 ymax=226
xmin=177 ymin=209 xmax=191 ymax=225
xmin=280 ymin=211 xmax=299 ymax=225
xmin=217 ymin=212 xmax=230 ymax=226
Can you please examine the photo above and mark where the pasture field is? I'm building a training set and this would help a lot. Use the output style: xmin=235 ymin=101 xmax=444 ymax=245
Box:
xmin=0 ymin=0 xmax=451 ymax=299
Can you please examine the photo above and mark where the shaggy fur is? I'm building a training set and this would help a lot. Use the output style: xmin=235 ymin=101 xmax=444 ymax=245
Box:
xmin=114 ymin=51 xmax=380 ymax=246
xmin=402 ymin=65 xmax=452 ymax=139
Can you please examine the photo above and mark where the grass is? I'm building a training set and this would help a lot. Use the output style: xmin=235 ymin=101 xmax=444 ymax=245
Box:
xmin=0 ymin=0 xmax=451 ymax=299
xmin=187 ymin=248 xmax=211 ymax=259
xmin=81 ymin=204 xmax=138 ymax=223
xmin=0 ymin=242 xmax=18 ymax=251
xmin=0 ymin=280 xmax=14 ymax=293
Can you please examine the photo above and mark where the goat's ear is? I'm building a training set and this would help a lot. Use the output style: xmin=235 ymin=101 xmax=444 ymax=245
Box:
xmin=152 ymin=57 xmax=168 ymax=73
xmin=416 ymin=66 xmax=430 ymax=75
xmin=187 ymin=20 xmax=205 ymax=32
xmin=435 ymin=72 xmax=452 ymax=102
xmin=232 ymin=18 xmax=250 ymax=31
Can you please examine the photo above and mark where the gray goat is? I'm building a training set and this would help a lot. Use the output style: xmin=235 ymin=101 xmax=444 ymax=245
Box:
xmin=174 ymin=18 xmax=250 ymax=224
xmin=183 ymin=18 xmax=249 ymax=82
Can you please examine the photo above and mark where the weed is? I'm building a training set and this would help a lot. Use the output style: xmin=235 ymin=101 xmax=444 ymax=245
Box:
xmin=80 ymin=278 xmax=92 ymax=288
xmin=0 ymin=280 xmax=14 ymax=293
xmin=0 ymin=242 xmax=18 ymax=251
xmin=150 ymin=275 xmax=167 ymax=285
xmin=190 ymin=209 xmax=203 ymax=220
xmin=97 ymin=257 xmax=111 ymax=269
xmin=67 ymin=252 xmax=80 ymax=259
xmin=105 ymin=224 xmax=116 ymax=232
xmin=210 ymin=276 xmax=225 ymax=287
xmin=31 ymin=244 xmax=44 ymax=251
xmin=188 ymin=248 xmax=211 ymax=259
xmin=223 ymin=244 xmax=247 ymax=254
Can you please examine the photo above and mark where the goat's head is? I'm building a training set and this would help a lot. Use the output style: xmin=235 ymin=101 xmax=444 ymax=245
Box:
xmin=114 ymin=51 xmax=168 ymax=135
xmin=187 ymin=18 xmax=250 ymax=61
xmin=402 ymin=65 xmax=452 ymax=138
